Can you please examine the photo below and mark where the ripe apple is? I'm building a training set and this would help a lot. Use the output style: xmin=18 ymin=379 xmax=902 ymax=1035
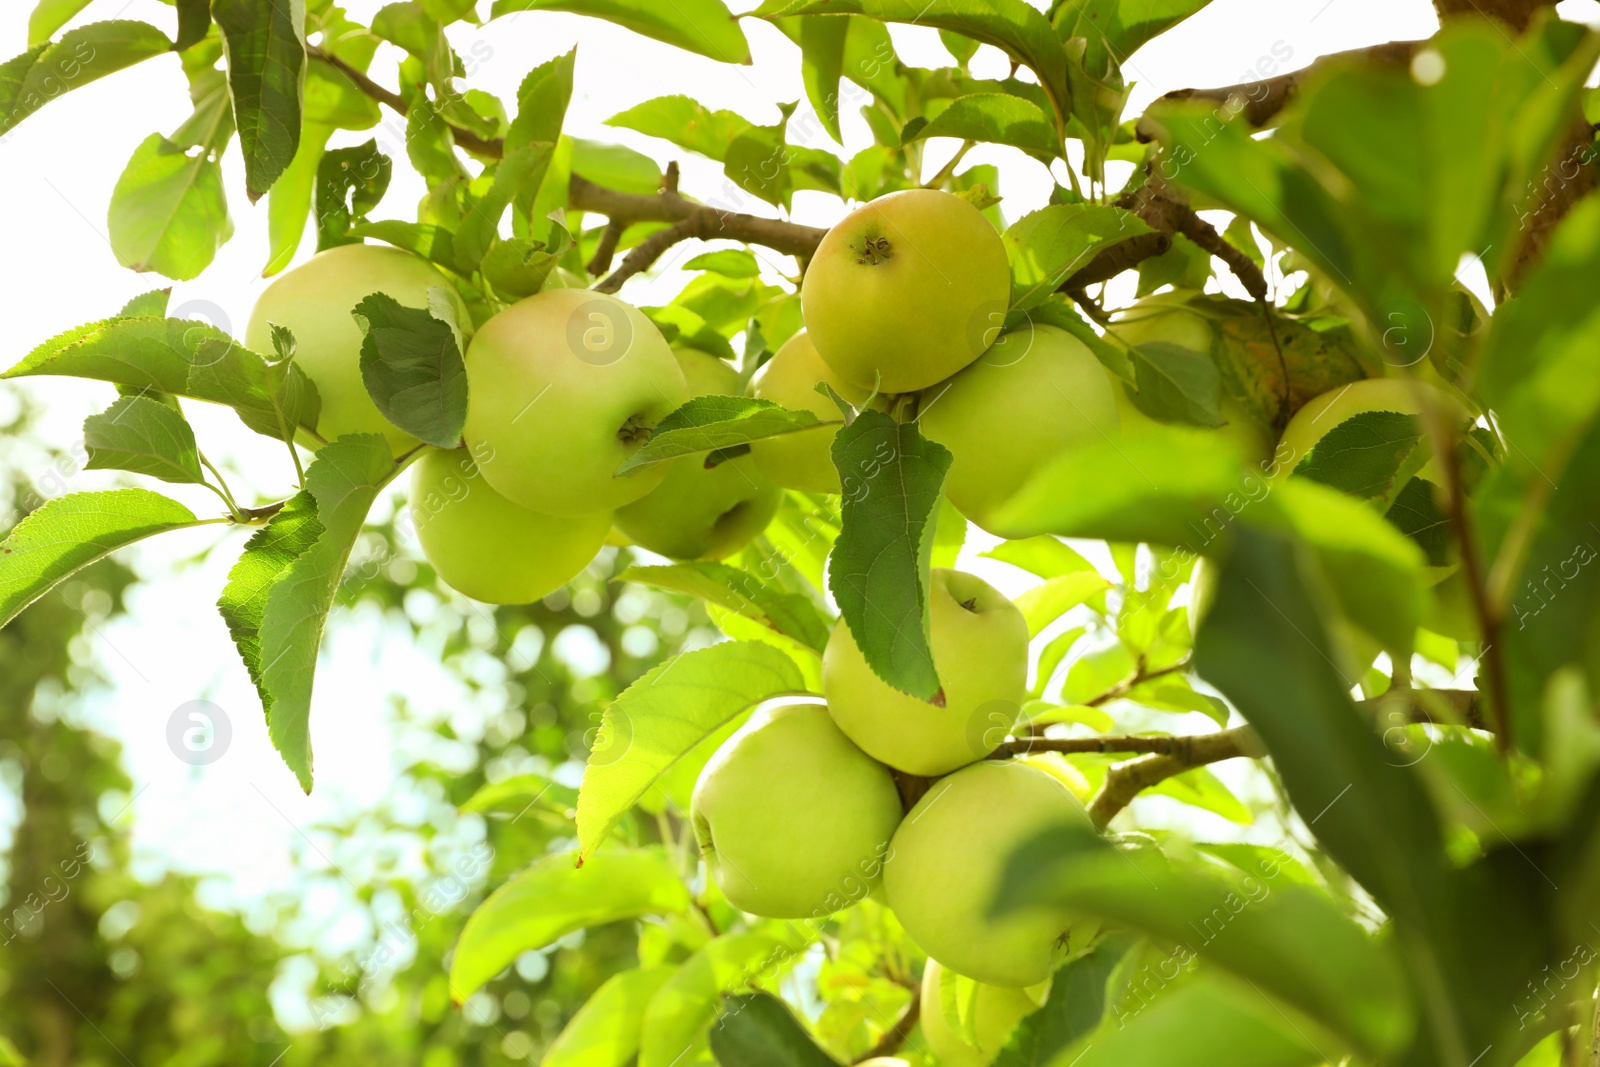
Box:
xmin=823 ymin=569 xmax=1028 ymax=777
xmin=747 ymin=330 xmax=869 ymax=493
xmin=245 ymin=243 xmax=471 ymax=454
xmin=920 ymin=959 xmax=1042 ymax=1067
xmin=883 ymin=759 xmax=1089 ymax=987
xmin=801 ymin=189 xmax=1011 ymax=394
xmin=462 ymin=288 xmax=690 ymax=516
xmin=1109 ymin=294 xmax=1274 ymax=464
xmin=614 ymin=349 xmax=782 ymax=559
xmin=1275 ymin=377 xmax=1465 ymax=486
xmin=918 ymin=323 xmax=1119 ymax=537
xmin=691 ymin=702 xmax=903 ymax=919
xmin=409 ymin=447 xmax=609 ymax=604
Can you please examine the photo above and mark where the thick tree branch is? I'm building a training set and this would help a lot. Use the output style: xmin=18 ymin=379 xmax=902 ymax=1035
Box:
xmin=1086 ymin=725 xmax=1266 ymax=828
xmin=853 ymin=987 xmax=919 ymax=1064
xmin=1357 ymin=687 xmax=1487 ymax=731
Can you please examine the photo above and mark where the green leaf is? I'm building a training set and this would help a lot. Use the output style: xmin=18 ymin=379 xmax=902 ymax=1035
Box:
xmin=545 ymin=966 xmax=677 ymax=1067
xmin=450 ymin=849 xmax=691 ymax=1001
xmin=1127 ymin=341 xmax=1224 ymax=427
xmin=255 ymin=437 xmax=394 ymax=790
xmin=606 ymin=95 xmax=754 ymax=163
xmin=1383 ymin=476 xmax=1452 ymax=567
xmin=1065 ymin=970 xmax=1325 ymax=1067
xmin=684 ymin=249 xmax=761 ymax=278
xmin=0 ymin=489 xmax=204 ymax=630
xmin=1052 ymin=0 xmax=1214 ymax=77
xmin=575 ymin=641 xmax=807 ymax=861
xmin=316 ymin=139 xmax=393 ymax=250
xmin=304 ymin=58 xmax=381 ymax=130
xmin=710 ymin=993 xmax=842 ymax=1067
xmin=459 ymin=771 xmax=579 ymax=817
xmin=981 ymin=535 xmax=1096 ymax=579
xmin=1004 ymin=204 xmax=1151 ymax=309
xmin=507 ymin=48 xmax=575 ymax=154
xmin=618 ymin=563 xmax=832 ymax=653
xmin=907 ymin=92 xmax=1059 ymax=160
xmin=797 ymin=15 xmax=848 ymax=143
xmin=353 ymin=292 xmax=468 ymax=449
xmin=1291 ymin=410 xmax=1423 ymax=501
xmin=616 ymin=397 xmax=826 ymax=475
xmin=264 ymin=123 xmax=332 ymax=276
xmin=6 ymin=314 xmax=319 ymax=444
xmin=828 ymin=410 xmax=952 ymax=701
xmin=217 ymin=492 xmax=322 ymax=698
xmin=639 ymin=932 xmax=805 ymax=1067
xmin=754 ymin=0 xmax=1069 ymax=126
xmin=455 ymin=143 xmax=555 ymax=270
xmin=108 ymin=132 xmax=233 ymax=281
xmin=491 ymin=0 xmax=752 ymax=64
xmin=213 ymin=0 xmax=306 ymax=201
xmin=1014 ymin=570 xmax=1110 ymax=636
xmin=0 ymin=21 xmax=174 ymax=137
xmin=572 ymin=137 xmax=662 ymax=195
xmin=348 ymin=220 xmax=460 ymax=272
xmin=1149 ymin=765 xmax=1253 ymax=823
xmin=28 ymin=0 xmax=95 ymax=47
xmin=992 ymin=935 xmax=1133 ymax=1066
xmin=81 ymin=395 xmax=205 ymax=484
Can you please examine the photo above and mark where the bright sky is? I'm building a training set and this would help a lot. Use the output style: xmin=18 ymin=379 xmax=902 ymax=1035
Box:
xmin=0 ymin=0 xmax=1479 ymax=1015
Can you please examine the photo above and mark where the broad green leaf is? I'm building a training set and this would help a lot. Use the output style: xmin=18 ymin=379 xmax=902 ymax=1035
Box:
xmin=459 ymin=771 xmax=578 ymax=817
xmin=828 ymin=411 xmax=952 ymax=701
xmin=755 ymin=0 xmax=1069 ymax=125
xmin=575 ymin=641 xmax=807 ymax=860
xmin=1004 ymin=204 xmax=1151 ymax=309
xmin=316 ymin=139 xmax=392 ymax=250
xmin=992 ymin=935 xmax=1134 ymax=1066
xmin=264 ymin=123 xmax=332 ymax=276
xmin=1065 ymin=970 xmax=1324 ymax=1067
xmin=256 ymin=437 xmax=394 ymax=790
xmin=907 ymin=92 xmax=1058 ymax=160
xmin=371 ymin=1 xmax=455 ymax=86
xmin=1291 ymin=410 xmax=1422 ymax=501
xmin=797 ymin=16 xmax=848 ymax=143
xmin=303 ymin=58 xmax=381 ymax=130
xmin=0 ymin=21 xmax=173 ymax=137
xmin=710 ymin=993 xmax=842 ymax=1067
xmin=572 ymin=137 xmax=662 ymax=196
xmin=451 ymin=849 xmax=691 ymax=1000
xmin=616 ymin=397 xmax=826 ymax=475
xmin=639 ymin=932 xmax=805 ymax=1067
xmin=618 ymin=562 xmax=832 ymax=653
xmin=108 ymin=133 xmax=233 ymax=281
xmin=353 ymin=292 xmax=467 ymax=448
xmin=606 ymin=95 xmax=753 ymax=163
xmin=1196 ymin=843 xmax=1323 ymax=888
xmin=545 ymin=966 xmax=677 ymax=1067
xmin=81 ymin=395 xmax=205 ymax=484
xmin=216 ymin=492 xmax=321 ymax=696
xmin=213 ymin=0 xmax=306 ymax=200
xmin=507 ymin=48 xmax=575 ymax=154
xmin=1127 ymin=341 xmax=1224 ymax=427
xmin=482 ymin=235 xmax=567 ymax=300
xmin=455 ymin=143 xmax=555 ymax=269
xmin=1383 ymin=476 xmax=1451 ymax=566
xmin=6 ymin=314 xmax=319 ymax=444
xmin=1052 ymin=0 xmax=1214 ymax=77
xmin=1149 ymin=765 xmax=1253 ymax=823
xmin=28 ymin=0 xmax=95 ymax=47
xmin=492 ymin=0 xmax=752 ymax=65
xmin=0 ymin=490 xmax=204 ymax=629
xmin=982 ymin=535 xmax=1096 ymax=579
xmin=348 ymin=220 xmax=460 ymax=273
xmin=1194 ymin=527 xmax=1446 ymax=944
xmin=1015 ymin=570 xmax=1110 ymax=636
xmin=174 ymin=0 xmax=211 ymax=51
xmin=684 ymin=249 xmax=761 ymax=278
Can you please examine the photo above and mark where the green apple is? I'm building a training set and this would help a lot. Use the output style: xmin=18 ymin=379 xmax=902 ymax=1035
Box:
xmin=748 ymin=330 xmax=869 ymax=494
xmin=462 ymin=288 xmax=690 ymax=516
xmin=1275 ymin=377 xmax=1464 ymax=485
xmin=1109 ymin=294 xmax=1274 ymax=464
xmin=918 ymin=323 xmax=1119 ymax=537
xmin=823 ymin=569 xmax=1028 ymax=777
xmin=409 ymin=447 xmax=609 ymax=604
xmin=245 ymin=243 xmax=470 ymax=454
xmin=691 ymin=702 xmax=903 ymax=919
xmin=883 ymin=759 xmax=1089 ymax=987
xmin=1189 ymin=556 xmax=1218 ymax=640
xmin=801 ymin=189 xmax=1011 ymax=394
xmin=613 ymin=349 xmax=782 ymax=559
xmin=920 ymin=959 xmax=1042 ymax=1067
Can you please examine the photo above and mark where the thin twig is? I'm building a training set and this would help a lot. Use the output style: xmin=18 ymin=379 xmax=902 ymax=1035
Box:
xmin=1087 ymin=725 xmax=1266 ymax=828
xmin=853 ymin=987 xmax=920 ymax=1064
